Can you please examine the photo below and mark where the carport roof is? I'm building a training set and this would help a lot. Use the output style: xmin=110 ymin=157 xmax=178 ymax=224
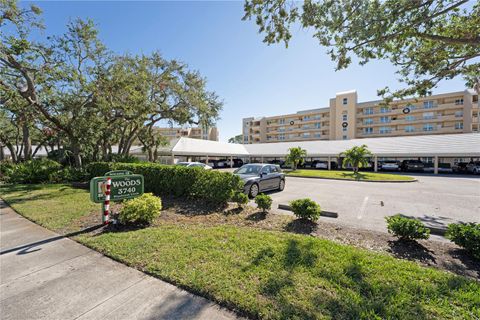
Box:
xmin=171 ymin=133 xmax=480 ymax=158
xmin=171 ymin=137 xmax=250 ymax=156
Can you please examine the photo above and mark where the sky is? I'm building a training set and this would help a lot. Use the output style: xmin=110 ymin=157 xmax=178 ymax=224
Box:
xmin=27 ymin=1 xmax=467 ymax=142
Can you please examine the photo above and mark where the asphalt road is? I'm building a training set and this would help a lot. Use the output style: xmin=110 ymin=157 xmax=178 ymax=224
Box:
xmin=265 ymin=174 xmax=480 ymax=233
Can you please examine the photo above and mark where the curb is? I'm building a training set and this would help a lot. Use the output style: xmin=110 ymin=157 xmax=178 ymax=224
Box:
xmin=285 ymin=174 xmax=417 ymax=183
xmin=427 ymin=226 xmax=447 ymax=236
xmin=278 ymin=204 xmax=338 ymax=218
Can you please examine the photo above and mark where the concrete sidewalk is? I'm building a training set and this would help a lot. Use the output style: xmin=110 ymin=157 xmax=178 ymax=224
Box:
xmin=0 ymin=200 xmax=240 ymax=320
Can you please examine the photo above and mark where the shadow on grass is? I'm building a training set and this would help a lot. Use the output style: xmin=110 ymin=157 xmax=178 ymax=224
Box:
xmin=341 ymin=172 xmax=367 ymax=180
xmin=284 ymin=218 xmax=317 ymax=234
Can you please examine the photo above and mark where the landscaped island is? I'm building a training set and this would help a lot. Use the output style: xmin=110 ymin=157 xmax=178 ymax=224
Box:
xmin=286 ymin=169 xmax=415 ymax=182
xmin=1 ymin=183 xmax=478 ymax=319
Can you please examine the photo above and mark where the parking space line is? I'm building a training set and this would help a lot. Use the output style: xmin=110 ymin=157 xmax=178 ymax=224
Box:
xmin=358 ymin=196 xmax=369 ymax=220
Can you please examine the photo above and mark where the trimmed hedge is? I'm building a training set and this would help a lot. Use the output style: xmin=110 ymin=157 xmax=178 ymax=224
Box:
xmin=119 ymin=193 xmax=162 ymax=225
xmin=446 ymin=223 xmax=480 ymax=260
xmin=290 ymin=198 xmax=321 ymax=221
xmin=385 ymin=214 xmax=430 ymax=240
xmin=87 ymin=162 xmax=243 ymax=206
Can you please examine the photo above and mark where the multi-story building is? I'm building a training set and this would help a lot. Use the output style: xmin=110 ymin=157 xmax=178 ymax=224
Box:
xmin=243 ymin=89 xmax=479 ymax=143
xmin=155 ymin=126 xmax=219 ymax=141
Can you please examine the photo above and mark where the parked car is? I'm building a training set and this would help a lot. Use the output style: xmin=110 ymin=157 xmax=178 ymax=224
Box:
xmin=453 ymin=162 xmax=469 ymax=173
xmin=466 ymin=161 xmax=480 ymax=174
xmin=380 ymin=160 xmax=400 ymax=171
xmin=226 ymin=158 xmax=244 ymax=168
xmin=234 ymin=164 xmax=285 ymax=198
xmin=423 ymin=163 xmax=434 ymax=173
xmin=401 ymin=160 xmax=424 ymax=172
xmin=311 ymin=160 xmax=328 ymax=169
xmin=176 ymin=162 xmax=212 ymax=170
xmin=438 ymin=163 xmax=453 ymax=173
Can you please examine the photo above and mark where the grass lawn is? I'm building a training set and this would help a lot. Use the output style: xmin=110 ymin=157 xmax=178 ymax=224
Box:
xmin=0 ymin=184 xmax=98 ymax=232
xmin=1 ymin=184 xmax=479 ymax=319
xmin=286 ymin=169 xmax=415 ymax=181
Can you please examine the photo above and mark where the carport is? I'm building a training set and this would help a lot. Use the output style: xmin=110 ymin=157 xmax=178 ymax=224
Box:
xmin=170 ymin=138 xmax=250 ymax=168
xmin=165 ymin=133 xmax=480 ymax=174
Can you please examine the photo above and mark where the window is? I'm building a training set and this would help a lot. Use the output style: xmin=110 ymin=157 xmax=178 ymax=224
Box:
xmin=279 ymin=134 xmax=285 ymax=140
xmin=314 ymin=132 xmax=321 ymax=138
xmin=303 ymin=132 xmax=310 ymax=138
xmin=279 ymin=118 xmax=285 ymax=124
xmin=423 ymin=124 xmax=434 ymax=131
xmin=342 ymin=126 xmax=347 ymax=132
xmin=455 ymin=122 xmax=464 ymax=130
xmin=423 ymin=112 xmax=434 ymax=120
xmin=405 ymin=125 xmax=415 ymax=133
xmin=455 ymin=110 xmax=463 ymax=118
xmin=379 ymin=126 xmax=392 ymax=134
xmin=363 ymin=127 xmax=373 ymax=134
xmin=380 ymin=116 xmax=390 ymax=123
xmin=342 ymin=114 xmax=348 ymax=121
xmin=343 ymin=98 xmax=348 ymax=105
xmin=302 ymin=124 xmax=310 ymax=129
xmin=363 ymin=118 xmax=374 ymax=125
xmin=343 ymin=135 xmax=348 ymax=140
xmin=423 ymin=100 xmax=434 ymax=109
xmin=405 ymin=115 xmax=415 ymax=121
xmin=270 ymin=165 xmax=279 ymax=173
xmin=455 ymin=98 xmax=464 ymax=105
xmin=303 ymin=115 xmax=311 ymax=121
xmin=278 ymin=126 xmax=285 ymax=132
xmin=380 ymin=106 xmax=390 ymax=113
xmin=363 ymin=107 xmax=374 ymax=115
xmin=314 ymin=122 xmax=321 ymax=129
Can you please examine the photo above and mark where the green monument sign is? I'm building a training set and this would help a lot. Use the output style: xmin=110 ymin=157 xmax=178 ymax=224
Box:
xmin=90 ymin=174 xmax=144 ymax=203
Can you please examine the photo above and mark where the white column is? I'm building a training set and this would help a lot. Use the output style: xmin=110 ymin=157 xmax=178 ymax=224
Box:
xmin=171 ymin=153 xmax=175 ymax=165
xmin=206 ymin=155 xmax=209 ymax=165
xmin=230 ymin=155 xmax=233 ymax=168
xmin=434 ymin=156 xmax=439 ymax=175
xmin=374 ymin=156 xmax=378 ymax=172
xmin=328 ymin=156 xmax=331 ymax=170
xmin=261 ymin=156 xmax=264 ymax=163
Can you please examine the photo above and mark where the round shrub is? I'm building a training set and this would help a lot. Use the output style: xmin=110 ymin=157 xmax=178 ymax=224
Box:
xmin=255 ymin=193 xmax=272 ymax=213
xmin=119 ymin=193 xmax=162 ymax=225
xmin=385 ymin=214 xmax=430 ymax=240
xmin=446 ymin=223 xmax=479 ymax=260
xmin=290 ymin=198 xmax=321 ymax=221
xmin=231 ymin=191 xmax=249 ymax=208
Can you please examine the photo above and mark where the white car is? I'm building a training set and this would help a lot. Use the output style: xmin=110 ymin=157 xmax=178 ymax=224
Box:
xmin=466 ymin=161 xmax=480 ymax=174
xmin=176 ymin=162 xmax=212 ymax=170
xmin=381 ymin=160 xmax=400 ymax=171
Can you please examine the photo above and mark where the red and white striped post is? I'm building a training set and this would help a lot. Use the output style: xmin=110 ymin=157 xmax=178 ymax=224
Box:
xmin=102 ymin=177 xmax=111 ymax=225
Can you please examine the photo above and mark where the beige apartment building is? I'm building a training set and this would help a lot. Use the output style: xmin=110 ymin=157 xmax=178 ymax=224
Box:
xmin=155 ymin=126 xmax=219 ymax=141
xmin=242 ymin=89 xmax=479 ymax=143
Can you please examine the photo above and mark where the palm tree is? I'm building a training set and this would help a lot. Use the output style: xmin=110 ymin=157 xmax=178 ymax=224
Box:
xmin=286 ymin=146 xmax=307 ymax=170
xmin=340 ymin=145 xmax=372 ymax=174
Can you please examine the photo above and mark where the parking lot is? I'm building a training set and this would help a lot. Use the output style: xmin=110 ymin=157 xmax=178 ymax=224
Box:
xmin=265 ymin=174 xmax=480 ymax=234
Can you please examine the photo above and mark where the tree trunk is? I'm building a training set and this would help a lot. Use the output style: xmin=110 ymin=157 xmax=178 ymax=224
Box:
xmin=147 ymin=148 xmax=153 ymax=162
xmin=5 ymin=143 xmax=17 ymax=163
xmin=71 ymin=141 xmax=82 ymax=168
xmin=22 ymin=122 xmax=32 ymax=161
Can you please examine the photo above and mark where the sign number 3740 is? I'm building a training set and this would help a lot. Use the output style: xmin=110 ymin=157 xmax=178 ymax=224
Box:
xmin=118 ymin=187 xmax=136 ymax=195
